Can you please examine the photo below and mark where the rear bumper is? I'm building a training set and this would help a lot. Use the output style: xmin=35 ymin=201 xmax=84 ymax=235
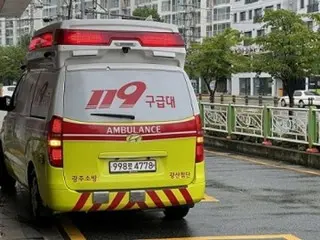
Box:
xmin=46 ymin=181 xmax=205 ymax=213
xmin=44 ymin=162 xmax=206 ymax=213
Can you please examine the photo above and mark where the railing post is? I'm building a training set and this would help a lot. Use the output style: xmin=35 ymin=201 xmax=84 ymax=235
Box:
xmin=262 ymin=105 xmax=272 ymax=146
xmin=306 ymin=106 xmax=319 ymax=153
xmin=273 ymin=97 xmax=278 ymax=107
xmin=220 ymin=94 xmax=224 ymax=104
xmin=258 ymin=95 xmax=262 ymax=106
xmin=232 ymin=95 xmax=236 ymax=104
xmin=199 ymin=102 xmax=204 ymax=125
xmin=245 ymin=95 xmax=248 ymax=105
xmin=227 ymin=103 xmax=235 ymax=139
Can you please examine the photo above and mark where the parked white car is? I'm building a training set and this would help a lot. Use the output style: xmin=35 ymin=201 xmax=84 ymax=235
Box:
xmin=0 ymin=85 xmax=15 ymax=97
xmin=279 ymin=90 xmax=320 ymax=108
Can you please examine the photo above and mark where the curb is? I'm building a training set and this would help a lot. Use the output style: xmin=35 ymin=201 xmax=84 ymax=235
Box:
xmin=204 ymin=135 xmax=320 ymax=170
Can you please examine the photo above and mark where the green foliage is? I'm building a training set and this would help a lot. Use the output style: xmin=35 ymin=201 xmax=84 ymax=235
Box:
xmin=132 ymin=6 xmax=162 ymax=21
xmin=18 ymin=34 xmax=31 ymax=50
xmin=252 ymin=9 xmax=319 ymax=107
xmin=185 ymin=28 xmax=250 ymax=102
xmin=0 ymin=46 xmax=26 ymax=84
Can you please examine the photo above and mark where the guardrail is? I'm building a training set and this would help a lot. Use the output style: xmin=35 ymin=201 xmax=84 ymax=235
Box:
xmin=197 ymin=94 xmax=277 ymax=106
xmin=201 ymin=102 xmax=320 ymax=152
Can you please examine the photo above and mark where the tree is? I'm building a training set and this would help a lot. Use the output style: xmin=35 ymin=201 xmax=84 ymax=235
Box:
xmin=18 ymin=34 xmax=32 ymax=50
xmin=132 ymin=6 xmax=162 ymax=22
xmin=252 ymin=9 xmax=319 ymax=108
xmin=185 ymin=28 xmax=250 ymax=102
xmin=0 ymin=46 xmax=26 ymax=85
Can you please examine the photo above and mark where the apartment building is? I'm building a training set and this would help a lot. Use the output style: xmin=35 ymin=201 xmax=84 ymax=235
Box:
xmin=230 ymin=0 xmax=299 ymax=97
xmin=0 ymin=0 xmax=230 ymax=47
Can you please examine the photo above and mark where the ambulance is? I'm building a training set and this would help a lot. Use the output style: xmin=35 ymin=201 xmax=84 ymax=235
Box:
xmin=0 ymin=19 xmax=205 ymax=221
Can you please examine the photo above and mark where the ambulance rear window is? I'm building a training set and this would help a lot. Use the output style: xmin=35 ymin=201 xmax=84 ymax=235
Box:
xmin=63 ymin=69 xmax=194 ymax=123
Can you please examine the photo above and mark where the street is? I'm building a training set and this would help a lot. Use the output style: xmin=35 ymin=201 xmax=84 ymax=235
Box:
xmin=0 ymin=151 xmax=319 ymax=239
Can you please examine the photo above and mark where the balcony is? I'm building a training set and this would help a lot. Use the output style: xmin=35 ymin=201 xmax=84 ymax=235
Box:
xmin=0 ymin=0 xmax=32 ymax=18
xmin=307 ymin=2 xmax=319 ymax=13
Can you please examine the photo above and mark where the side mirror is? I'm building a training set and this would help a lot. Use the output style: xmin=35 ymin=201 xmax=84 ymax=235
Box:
xmin=0 ymin=96 xmax=13 ymax=111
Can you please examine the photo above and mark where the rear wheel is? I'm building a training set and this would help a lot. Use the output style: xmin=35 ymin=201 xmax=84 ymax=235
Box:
xmin=29 ymin=169 xmax=52 ymax=224
xmin=163 ymin=206 xmax=190 ymax=220
xmin=0 ymin=146 xmax=16 ymax=192
xmin=280 ymin=99 xmax=286 ymax=107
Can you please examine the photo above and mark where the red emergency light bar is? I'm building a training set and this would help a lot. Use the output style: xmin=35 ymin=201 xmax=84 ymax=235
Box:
xmin=28 ymin=29 xmax=185 ymax=51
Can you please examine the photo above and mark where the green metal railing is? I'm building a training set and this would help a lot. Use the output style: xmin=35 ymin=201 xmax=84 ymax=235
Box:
xmin=200 ymin=102 xmax=320 ymax=151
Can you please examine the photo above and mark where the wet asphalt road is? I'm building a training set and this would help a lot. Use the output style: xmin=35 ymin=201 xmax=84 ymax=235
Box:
xmin=1 ymin=151 xmax=320 ymax=240
xmin=65 ymin=151 xmax=320 ymax=240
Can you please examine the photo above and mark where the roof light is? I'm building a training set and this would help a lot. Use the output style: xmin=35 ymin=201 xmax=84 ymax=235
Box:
xmin=28 ymin=29 xmax=185 ymax=51
xmin=28 ymin=32 xmax=53 ymax=51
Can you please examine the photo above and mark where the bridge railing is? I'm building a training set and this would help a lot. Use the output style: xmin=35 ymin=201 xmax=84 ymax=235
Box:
xmin=201 ymin=102 xmax=318 ymax=151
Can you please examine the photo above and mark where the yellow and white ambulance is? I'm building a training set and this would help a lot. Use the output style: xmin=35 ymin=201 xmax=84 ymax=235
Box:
xmin=0 ymin=19 xmax=205 ymax=221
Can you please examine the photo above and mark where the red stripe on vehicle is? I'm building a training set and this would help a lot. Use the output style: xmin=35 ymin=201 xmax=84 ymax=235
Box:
xmin=179 ymin=188 xmax=194 ymax=205
xmin=88 ymin=203 xmax=102 ymax=212
xmin=72 ymin=192 xmax=90 ymax=211
xmin=147 ymin=191 xmax=165 ymax=208
xmin=62 ymin=132 xmax=196 ymax=141
xmin=62 ymin=118 xmax=196 ymax=135
xmin=163 ymin=189 xmax=180 ymax=206
xmin=122 ymin=201 xmax=136 ymax=210
xmin=106 ymin=192 xmax=126 ymax=211
xmin=137 ymin=202 xmax=148 ymax=209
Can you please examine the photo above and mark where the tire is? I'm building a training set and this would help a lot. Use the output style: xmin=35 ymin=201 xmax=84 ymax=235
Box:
xmin=280 ymin=99 xmax=286 ymax=107
xmin=0 ymin=145 xmax=16 ymax=192
xmin=163 ymin=206 xmax=190 ymax=220
xmin=29 ymin=169 xmax=52 ymax=224
xmin=299 ymin=100 xmax=304 ymax=108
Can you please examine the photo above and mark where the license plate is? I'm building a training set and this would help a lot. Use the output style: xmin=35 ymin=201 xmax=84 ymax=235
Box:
xmin=109 ymin=160 xmax=156 ymax=173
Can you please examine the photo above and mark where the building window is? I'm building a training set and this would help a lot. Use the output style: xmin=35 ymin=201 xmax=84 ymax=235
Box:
xmin=254 ymin=77 xmax=272 ymax=96
xmin=257 ymin=29 xmax=265 ymax=36
xmin=213 ymin=7 xmax=231 ymax=21
xmin=162 ymin=1 xmax=170 ymax=11
xmin=277 ymin=3 xmax=281 ymax=9
xmin=265 ymin=5 xmax=273 ymax=10
xmin=248 ymin=10 xmax=252 ymax=20
xmin=6 ymin=38 xmax=13 ymax=46
xmin=239 ymin=78 xmax=251 ymax=96
xmin=233 ymin=13 xmax=237 ymax=23
xmin=207 ymin=10 xmax=213 ymax=23
xmin=206 ymin=25 xmax=213 ymax=37
xmin=300 ymin=0 xmax=304 ymax=8
xmin=307 ymin=21 xmax=313 ymax=30
xmin=195 ymin=11 xmax=201 ymax=24
xmin=243 ymin=31 xmax=252 ymax=46
xmin=213 ymin=22 xmax=230 ymax=35
xmin=163 ymin=15 xmax=171 ymax=23
xmin=213 ymin=0 xmax=230 ymax=5
xmin=240 ymin=11 xmax=246 ymax=21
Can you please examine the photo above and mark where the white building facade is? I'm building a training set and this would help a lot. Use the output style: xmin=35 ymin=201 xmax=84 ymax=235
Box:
xmin=230 ymin=0 xmax=299 ymax=97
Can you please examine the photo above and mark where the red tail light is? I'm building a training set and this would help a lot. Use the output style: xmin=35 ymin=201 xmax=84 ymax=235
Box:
xmin=28 ymin=32 xmax=53 ymax=51
xmin=47 ymin=116 xmax=63 ymax=167
xmin=55 ymin=29 xmax=185 ymax=47
xmin=28 ymin=29 xmax=185 ymax=51
xmin=195 ymin=114 xmax=204 ymax=163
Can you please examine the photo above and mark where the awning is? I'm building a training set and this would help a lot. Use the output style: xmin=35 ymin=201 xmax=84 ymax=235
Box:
xmin=0 ymin=0 xmax=32 ymax=18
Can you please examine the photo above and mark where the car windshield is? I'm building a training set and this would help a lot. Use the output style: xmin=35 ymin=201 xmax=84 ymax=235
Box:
xmin=304 ymin=91 xmax=320 ymax=96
